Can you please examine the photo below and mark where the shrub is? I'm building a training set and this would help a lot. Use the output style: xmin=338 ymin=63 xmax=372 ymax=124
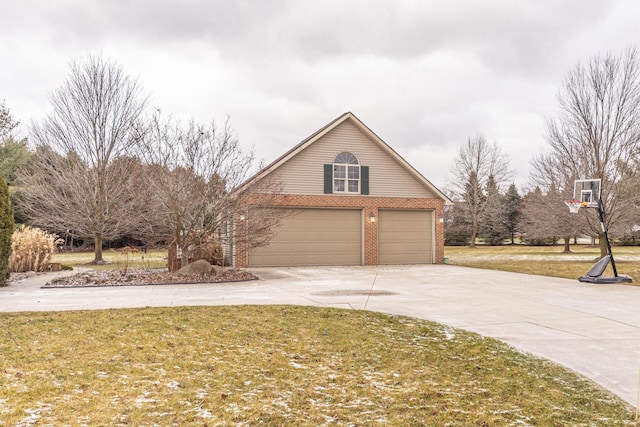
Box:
xmin=9 ymin=225 xmax=58 ymax=272
xmin=0 ymin=176 xmax=13 ymax=285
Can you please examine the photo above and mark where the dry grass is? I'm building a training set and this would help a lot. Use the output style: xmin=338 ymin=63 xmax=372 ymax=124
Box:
xmin=9 ymin=225 xmax=57 ymax=273
xmin=446 ymin=244 xmax=640 ymax=281
xmin=51 ymin=250 xmax=168 ymax=270
xmin=0 ymin=306 xmax=636 ymax=425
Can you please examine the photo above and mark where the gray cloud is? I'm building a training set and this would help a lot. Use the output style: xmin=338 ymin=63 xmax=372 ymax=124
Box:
xmin=1 ymin=0 xmax=638 ymax=191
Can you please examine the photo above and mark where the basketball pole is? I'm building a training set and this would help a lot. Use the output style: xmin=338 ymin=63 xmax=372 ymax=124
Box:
xmin=636 ymin=361 xmax=639 ymax=421
xmin=594 ymin=185 xmax=618 ymax=277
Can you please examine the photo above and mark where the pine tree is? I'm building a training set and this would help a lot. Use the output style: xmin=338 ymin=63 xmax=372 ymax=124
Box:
xmin=504 ymin=183 xmax=522 ymax=244
xmin=0 ymin=176 xmax=14 ymax=286
xmin=444 ymin=203 xmax=471 ymax=246
xmin=479 ymin=175 xmax=510 ymax=245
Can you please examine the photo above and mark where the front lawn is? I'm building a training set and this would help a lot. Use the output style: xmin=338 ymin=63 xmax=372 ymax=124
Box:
xmin=0 ymin=306 xmax=636 ymax=425
xmin=51 ymin=249 xmax=168 ymax=270
xmin=446 ymin=244 xmax=640 ymax=281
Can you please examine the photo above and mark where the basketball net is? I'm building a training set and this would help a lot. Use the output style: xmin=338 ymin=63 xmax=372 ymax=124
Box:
xmin=564 ymin=199 xmax=586 ymax=214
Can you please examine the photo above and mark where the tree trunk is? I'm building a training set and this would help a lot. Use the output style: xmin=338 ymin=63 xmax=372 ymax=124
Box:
xmin=93 ymin=232 xmax=103 ymax=264
xmin=180 ymin=244 xmax=190 ymax=269
xmin=469 ymin=216 xmax=478 ymax=248
xmin=563 ymin=237 xmax=571 ymax=253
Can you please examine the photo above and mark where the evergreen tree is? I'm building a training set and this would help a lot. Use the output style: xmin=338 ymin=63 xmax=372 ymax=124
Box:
xmin=504 ymin=183 xmax=522 ymax=244
xmin=0 ymin=176 xmax=14 ymax=286
xmin=0 ymin=100 xmax=19 ymax=140
xmin=519 ymin=187 xmax=555 ymax=245
xmin=444 ymin=203 xmax=471 ymax=246
xmin=0 ymin=139 xmax=31 ymax=186
xmin=479 ymin=175 xmax=510 ymax=245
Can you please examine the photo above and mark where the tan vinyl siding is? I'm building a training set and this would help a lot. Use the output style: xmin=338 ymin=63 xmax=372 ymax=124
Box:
xmin=269 ymin=120 xmax=435 ymax=198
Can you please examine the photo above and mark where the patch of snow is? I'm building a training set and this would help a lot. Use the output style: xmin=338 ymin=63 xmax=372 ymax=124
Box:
xmin=135 ymin=391 xmax=157 ymax=407
xmin=15 ymin=403 xmax=52 ymax=427
xmin=196 ymin=408 xmax=213 ymax=418
xmin=166 ymin=381 xmax=181 ymax=390
xmin=226 ymin=403 xmax=241 ymax=414
xmin=289 ymin=361 xmax=305 ymax=369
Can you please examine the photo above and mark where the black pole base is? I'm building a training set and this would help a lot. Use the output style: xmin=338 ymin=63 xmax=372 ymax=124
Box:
xmin=578 ymin=254 xmax=633 ymax=283
xmin=578 ymin=275 xmax=633 ymax=284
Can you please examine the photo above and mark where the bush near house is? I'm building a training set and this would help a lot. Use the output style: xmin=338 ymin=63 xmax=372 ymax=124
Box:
xmin=0 ymin=176 xmax=13 ymax=285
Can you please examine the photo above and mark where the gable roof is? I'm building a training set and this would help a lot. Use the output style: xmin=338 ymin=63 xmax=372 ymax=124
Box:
xmin=239 ymin=112 xmax=452 ymax=204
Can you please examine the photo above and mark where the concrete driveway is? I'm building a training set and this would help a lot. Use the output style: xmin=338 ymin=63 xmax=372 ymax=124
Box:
xmin=1 ymin=264 xmax=639 ymax=406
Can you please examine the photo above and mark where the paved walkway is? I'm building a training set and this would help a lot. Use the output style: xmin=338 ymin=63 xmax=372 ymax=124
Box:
xmin=1 ymin=265 xmax=639 ymax=406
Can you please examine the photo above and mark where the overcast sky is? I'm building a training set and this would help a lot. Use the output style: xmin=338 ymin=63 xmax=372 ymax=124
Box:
xmin=2 ymin=0 xmax=639 ymax=193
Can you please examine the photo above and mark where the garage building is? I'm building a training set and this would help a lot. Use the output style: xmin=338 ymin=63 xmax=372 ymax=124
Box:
xmin=234 ymin=112 xmax=451 ymax=268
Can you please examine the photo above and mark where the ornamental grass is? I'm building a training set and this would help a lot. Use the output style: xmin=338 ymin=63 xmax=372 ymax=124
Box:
xmin=9 ymin=225 xmax=58 ymax=272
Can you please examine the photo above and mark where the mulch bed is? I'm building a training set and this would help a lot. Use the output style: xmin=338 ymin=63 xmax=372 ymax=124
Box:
xmin=41 ymin=268 xmax=258 ymax=288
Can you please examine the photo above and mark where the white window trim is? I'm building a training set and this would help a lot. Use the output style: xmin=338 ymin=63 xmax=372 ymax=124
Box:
xmin=333 ymin=152 xmax=360 ymax=194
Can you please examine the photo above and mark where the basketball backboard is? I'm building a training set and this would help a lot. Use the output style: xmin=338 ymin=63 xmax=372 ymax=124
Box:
xmin=573 ymin=179 xmax=601 ymax=208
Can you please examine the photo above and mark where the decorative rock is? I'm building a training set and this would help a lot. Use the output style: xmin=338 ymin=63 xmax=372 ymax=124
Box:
xmin=177 ymin=259 xmax=216 ymax=276
xmin=47 ymin=263 xmax=62 ymax=272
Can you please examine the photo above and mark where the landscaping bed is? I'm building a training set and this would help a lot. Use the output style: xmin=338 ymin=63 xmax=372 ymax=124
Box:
xmin=42 ymin=268 xmax=258 ymax=288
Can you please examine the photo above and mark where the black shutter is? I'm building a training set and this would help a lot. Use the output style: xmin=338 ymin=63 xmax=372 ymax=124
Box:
xmin=361 ymin=166 xmax=369 ymax=195
xmin=324 ymin=164 xmax=333 ymax=194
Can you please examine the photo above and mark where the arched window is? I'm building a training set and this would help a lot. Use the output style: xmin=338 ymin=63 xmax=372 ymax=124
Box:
xmin=333 ymin=152 xmax=360 ymax=193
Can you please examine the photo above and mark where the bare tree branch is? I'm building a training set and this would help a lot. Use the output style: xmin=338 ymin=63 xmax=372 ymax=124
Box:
xmin=531 ymin=48 xmax=640 ymax=256
xmin=16 ymin=55 xmax=147 ymax=263
xmin=448 ymin=135 xmax=513 ymax=247
xmin=138 ymin=113 xmax=283 ymax=268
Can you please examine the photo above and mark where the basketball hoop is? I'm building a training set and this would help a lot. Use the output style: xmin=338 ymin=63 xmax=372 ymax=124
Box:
xmin=564 ymin=199 xmax=585 ymax=213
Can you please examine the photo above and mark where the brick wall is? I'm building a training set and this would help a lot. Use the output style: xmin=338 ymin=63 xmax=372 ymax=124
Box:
xmin=235 ymin=193 xmax=445 ymax=268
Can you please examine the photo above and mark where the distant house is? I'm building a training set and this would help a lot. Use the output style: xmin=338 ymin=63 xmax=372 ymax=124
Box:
xmin=234 ymin=112 xmax=452 ymax=268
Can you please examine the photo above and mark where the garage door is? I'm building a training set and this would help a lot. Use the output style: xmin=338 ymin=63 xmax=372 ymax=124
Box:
xmin=378 ymin=210 xmax=432 ymax=264
xmin=248 ymin=208 xmax=362 ymax=267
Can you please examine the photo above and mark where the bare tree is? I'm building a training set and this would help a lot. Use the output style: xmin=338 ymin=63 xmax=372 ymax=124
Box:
xmin=16 ymin=55 xmax=147 ymax=263
xmin=139 ymin=113 xmax=284 ymax=268
xmin=519 ymin=185 xmax=583 ymax=252
xmin=449 ymin=135 xmax=512 ymax=247
xmin=532 ymin=48 xmax=640 ymax=257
